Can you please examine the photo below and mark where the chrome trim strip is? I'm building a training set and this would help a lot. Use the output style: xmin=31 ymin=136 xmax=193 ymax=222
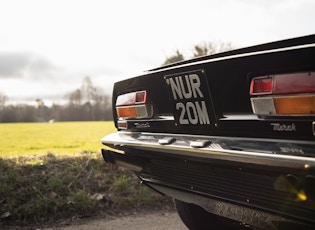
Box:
xmin=149 ymin=44 xmax=315 ymax=73
xmin=102 ymin=132 xmax=315 ymax=169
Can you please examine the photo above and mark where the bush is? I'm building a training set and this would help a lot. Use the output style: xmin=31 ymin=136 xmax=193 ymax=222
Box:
xmin=0 ymin=153 xmax=172 ymax=228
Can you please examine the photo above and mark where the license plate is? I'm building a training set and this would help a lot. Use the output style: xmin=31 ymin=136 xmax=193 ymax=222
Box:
xmin=164 ymin=70 xmax=215 ymax=127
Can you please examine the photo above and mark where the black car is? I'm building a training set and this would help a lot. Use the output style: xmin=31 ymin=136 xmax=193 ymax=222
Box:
xmin=101 ymin=35 xmax=315 ymax=229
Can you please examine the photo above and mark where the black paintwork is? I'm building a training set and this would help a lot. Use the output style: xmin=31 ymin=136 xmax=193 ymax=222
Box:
xmin=103 ymin=35 xmax=315 ymax=228
xmin=112 ymin=36 xmax=315 ymax=141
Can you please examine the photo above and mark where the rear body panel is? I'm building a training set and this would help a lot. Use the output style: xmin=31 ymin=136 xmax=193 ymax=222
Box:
xmin=102 ymin=35 xmax=315 ymax=228
xmin=112 ymin=41 xmax=315 ymax=140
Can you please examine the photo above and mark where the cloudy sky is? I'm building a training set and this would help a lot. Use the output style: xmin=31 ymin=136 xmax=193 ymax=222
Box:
xmin=0 ymin=0 xmax=314 ymax=105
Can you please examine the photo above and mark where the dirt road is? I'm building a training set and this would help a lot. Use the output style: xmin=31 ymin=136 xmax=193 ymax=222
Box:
xmin=44 ymin=210 xmax=188 ymax=230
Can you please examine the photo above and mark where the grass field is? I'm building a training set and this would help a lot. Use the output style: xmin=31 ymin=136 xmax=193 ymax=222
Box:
xmin=0 ymin=121 xmax=172 ymax=228
xmin=0 ymin=121 xmax=116 ymax=157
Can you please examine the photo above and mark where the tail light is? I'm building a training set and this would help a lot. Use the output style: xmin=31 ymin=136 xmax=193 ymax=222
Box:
xmin=250 ymin=76 xmax=273 ymax=95
xmin=250 ymin=72 xmax=315 ymax=115
xmin=115 ymin=90 xmax=152 ymax=120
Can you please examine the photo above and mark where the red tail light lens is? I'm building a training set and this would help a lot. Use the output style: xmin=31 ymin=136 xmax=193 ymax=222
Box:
xmin=250 ymin=77 xmax=273 ymax=95
xmin=135 ymin=91 xmax=147 ymax=104
xmin=274 ymin=72 xmax=315 ymax=94
xmin=116 ymin=90 xmax=147 ymax=106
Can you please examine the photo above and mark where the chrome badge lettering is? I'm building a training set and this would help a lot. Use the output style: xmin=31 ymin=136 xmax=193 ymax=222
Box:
xmin=134 ymin=122 xmax=150 ymax=128
xmin=280 ymin=147 xmax=304 ymax=154
xmin=271 ymin=123 xmax=296 ymax=131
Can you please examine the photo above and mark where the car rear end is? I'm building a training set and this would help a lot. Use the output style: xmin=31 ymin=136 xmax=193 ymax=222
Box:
xmin=102 ymin=35 xmax=315 ymax=229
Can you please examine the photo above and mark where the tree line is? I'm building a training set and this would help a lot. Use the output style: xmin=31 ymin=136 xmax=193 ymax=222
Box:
xmin=0 ymin=77 xmax=112 ymax=123
xmin=0 ymin=41 xmax=233 ymax=123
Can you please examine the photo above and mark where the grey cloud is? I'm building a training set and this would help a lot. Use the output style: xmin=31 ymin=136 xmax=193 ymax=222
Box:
xmin=0 ymin=53 xmax=30 ymax=77
xmin=29 ymin=57 xmax=54 ymax=73
xmin=0 ymin=52 xmax=58 ymax=79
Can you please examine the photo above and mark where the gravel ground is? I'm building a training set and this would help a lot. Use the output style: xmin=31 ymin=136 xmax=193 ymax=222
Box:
xmin=43 ymin=210 xmax=188 ymax=230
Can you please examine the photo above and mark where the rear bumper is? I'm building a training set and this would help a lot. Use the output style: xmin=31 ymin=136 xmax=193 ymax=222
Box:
xmin=101 ymin=131 xmax=315 ymax=228
xmin=101 ymin=131 xmax=315 ymax=169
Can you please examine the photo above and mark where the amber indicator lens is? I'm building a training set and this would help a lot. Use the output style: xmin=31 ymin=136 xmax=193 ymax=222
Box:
xmin=274 ymin=96 xmax=315 ymax=115
xmin=116 ymin=106 xmax=137 ymax=118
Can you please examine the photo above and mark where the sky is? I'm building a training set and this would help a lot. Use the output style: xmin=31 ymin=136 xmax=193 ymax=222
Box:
xmin=0 ymin=0 xmax=314 ymax=105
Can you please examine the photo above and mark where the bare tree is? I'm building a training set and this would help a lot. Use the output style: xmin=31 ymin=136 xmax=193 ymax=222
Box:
xmin=67 ymin=89 xmax=82 ymax=107
xmin=81 ymin=76 xmax=97 ymax=104
xmin=63 ymin=77 xmax=112 ymax=121
xmin=0 ymin=91 xmax=7 ymax=110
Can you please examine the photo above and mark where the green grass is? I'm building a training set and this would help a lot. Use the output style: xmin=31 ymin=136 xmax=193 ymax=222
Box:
xmin=0 ymin=122 xmax=173 ymax=228
xmin=0 ymin=121 xmax=116 ymax=157
xmin=0 ymin=154 xmax=172 ymax=228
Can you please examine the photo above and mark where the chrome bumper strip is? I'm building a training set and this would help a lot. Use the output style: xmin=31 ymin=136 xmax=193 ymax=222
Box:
xmin=102 ymin=132 xmax=315 ymax=169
